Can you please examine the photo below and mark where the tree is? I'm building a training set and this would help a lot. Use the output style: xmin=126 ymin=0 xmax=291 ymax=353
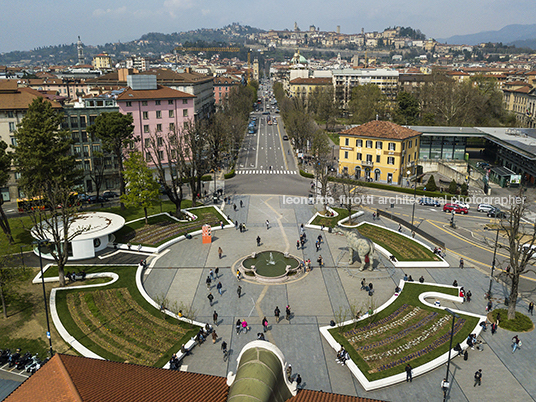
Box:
xmin=13 ymin=97 xmax=83 ymax=287
xmin=311 ymin=130 xmax=332 ymax=213
xmin=348 ymin=84 xmax=389 ymax=124
xmin=89 ymin=151 xmax=107 ymax=200
xmin=87 ymin=112 xmax=134 ymax=208
xmin=448 ymin=179 xmax=458 ymax=195
xmin=181 ymin=120 xmax=211 ymax=206
xmin=333 ymin=175 xmax=368 ymax=225
xmin=121 ymin=152 xmax=160 ymax=224
xmin=425 ymin=175 xmax=438 ymax=192
xmin=0 ymin=263 xmax=29 ymax=319
xmin=0 ymin=141 xmax=13 ymax=244
xmin=309 ymin=87 xmax=338 ymax=130
xmin=395 ymin=91 xmax=420 ymax=125
xmin=494 ymin=189 xmax=536 ymax=320
xmin=460 ymin=182 xmax=468 ymax=196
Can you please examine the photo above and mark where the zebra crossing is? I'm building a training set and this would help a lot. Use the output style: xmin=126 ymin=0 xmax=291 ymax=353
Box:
xmin=237 ymin=169 xmax=297 ymax=175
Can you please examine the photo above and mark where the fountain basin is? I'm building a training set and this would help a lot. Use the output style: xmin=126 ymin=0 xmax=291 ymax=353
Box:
xmin=241 ymin=251 xmax=301 ymax=283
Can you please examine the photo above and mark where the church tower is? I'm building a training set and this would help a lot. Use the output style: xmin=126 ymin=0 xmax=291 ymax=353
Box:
xmin=77 ymin=36 xmax=85 ymax=65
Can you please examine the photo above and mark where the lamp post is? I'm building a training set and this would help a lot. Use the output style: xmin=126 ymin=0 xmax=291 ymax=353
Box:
xmin=408 ymin=168 xmax=417 ymax=227
xmin=487 ymin=227 xmax=500 ymax=299
xmin=443 ymin=308 xmax=460 ymax=402
xmin=35 ymin=239 xmax=54 ymax=357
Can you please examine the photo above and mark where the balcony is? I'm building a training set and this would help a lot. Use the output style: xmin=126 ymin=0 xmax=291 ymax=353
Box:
xmin=361 ymin=160 xmax=374 ymax=167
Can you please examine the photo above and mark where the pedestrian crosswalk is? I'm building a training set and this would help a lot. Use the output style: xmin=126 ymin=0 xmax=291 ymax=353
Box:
xmin=237 ymin=170 xmax=297 ymax=175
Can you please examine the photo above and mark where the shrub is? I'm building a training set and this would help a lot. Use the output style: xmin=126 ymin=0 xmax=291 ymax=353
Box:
xmin=224 ymin=170 xmax=236 ymax=179
xmin=425 ymin=175 xmax=437 ymax=192
xmin=448 ymin=179 xmax=458 ymax=195
xmin=461 ymin=182 xmax=468 ymax=196
xmin=201 ymin=175 xmax=212 ymax=181
xmin=300 ymin=170 xmax=314 ymax=179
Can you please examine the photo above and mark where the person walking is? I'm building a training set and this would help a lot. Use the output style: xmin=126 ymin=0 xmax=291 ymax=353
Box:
xmin=215 ymin=267 xmax=219 ymax=278
xmin=213 ymin=310 xmax=218 ymax=325
xmin=466 ymin=290 xmax=472 ymax=302
xmin=217 ymin=281 xmax=223 ymax=296
xmin=286 ymin=364 xmax=292 ymax=381
xmin=491 ymin=322 xmax=497 ymax=335
xmin=274 ymin=306 xmax=281 ymax=323
xmin=262 ymin=316 xmax=268 ymax=333
xmin=405 ymin=363 xmax=412 ymax=382
xmin=296 ymin=240 xmax=300 ymax=250
xmin=206 ymin=275 xmax=212 ymax=290
xmin=242 ymin=319 xmax=248 ymax=334
xmin=459 ymin=258 xmax=464 ymax=269
xmin=240 ymin=200 xmax=243 ymax=208
xmin=207 ymin=292 xmax=214 ymax=306
xmin=529 ymin=301 xmax=534 ymax=316
xmin=441 ymin=378 xmax=450 ymax=396
xmin=286 ymin=305 xmax=291 ymax=322
xmin=512 ymin=335 xmax=521 ymax=353
xmin=295 ymin=374 xmax=302 ymax=388
xmin=266 ymin=220 xmax=270 ymax=230
xmin=236 ymin=319 xmax=241 ymax=335
xmin=237 ymin=285 xmax=242 ymax=298
xmin=209 ymin=269 xmax=214 ymax=280
xmin=474 ymin=369 xmax=482 ymax=386
xmin=212 ymin=330 xmax=218 ymax=344
xmin=257 ymin=236 xmax=261 ymax=246
xmin=315 ymin=240 xmax=320 ymax=252
xmin=218 ymin=247 xmax=223 ymax=259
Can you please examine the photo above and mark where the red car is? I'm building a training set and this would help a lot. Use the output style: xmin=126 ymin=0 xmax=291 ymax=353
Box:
xmin=443 ymin=203 xmax=468 ymax=214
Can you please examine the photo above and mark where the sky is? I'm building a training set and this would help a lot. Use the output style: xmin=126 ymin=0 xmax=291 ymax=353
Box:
xmin=1 ymin=0 xmax=536 ymax=53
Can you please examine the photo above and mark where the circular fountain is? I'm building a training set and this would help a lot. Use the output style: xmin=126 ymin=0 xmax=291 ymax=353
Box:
xmin=241 ymin=251 xmax=301 ymax=283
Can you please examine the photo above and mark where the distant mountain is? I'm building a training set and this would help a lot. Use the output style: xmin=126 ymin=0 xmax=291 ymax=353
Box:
xmin=438 ymin=24 xmax=536 ymax=48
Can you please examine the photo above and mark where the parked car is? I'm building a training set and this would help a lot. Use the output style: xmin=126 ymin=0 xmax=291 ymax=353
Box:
xmin=419 ymin=197 xmax=440 ymax=207
xmin=88 ymin=195 xmax=106 ymax=204
xmin=477 ymin=203 xmax=494 ymax=213
xmin=487 ymin=208 xmax=508 ymax=218
xmin=443 ymin=203 xmax=468 ymax=214
xmin=77 ymin=193 xmax=90 ymax=202
xmin=102 ymin=191 xmax=118 ymax=199
xmin=283 ymin=135 xmax=289 ymax=141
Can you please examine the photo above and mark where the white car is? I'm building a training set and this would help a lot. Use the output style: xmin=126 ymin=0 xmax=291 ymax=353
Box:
xmin=453 ymin=200 xmax=470 ymax=209
xmin=477 ymin=203 xmax=494 ymax=213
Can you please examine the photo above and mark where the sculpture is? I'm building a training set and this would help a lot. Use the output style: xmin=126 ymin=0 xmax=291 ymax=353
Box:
xmin=334 ymin=227 xmax=376 ymax=271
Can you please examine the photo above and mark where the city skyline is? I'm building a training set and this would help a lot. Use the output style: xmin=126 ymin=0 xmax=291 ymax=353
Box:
xmin=1 ymin=0 xmax=536 ymax=53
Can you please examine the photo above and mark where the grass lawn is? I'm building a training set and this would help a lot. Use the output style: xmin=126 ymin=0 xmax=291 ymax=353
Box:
xmin=327 ymin=132 xmax=340 ymax=145
xmin=490 ymin=309 xmax=534 ymax=332
xmin=54 ymin=265 xmax=198 ymax=367
xmin=311 ymin=208 xmax=351 ymax=228
xmin=329 ymin=283 xmax=478 ymax=381
xmin=358 ymin=224 xmax=440 ymax=262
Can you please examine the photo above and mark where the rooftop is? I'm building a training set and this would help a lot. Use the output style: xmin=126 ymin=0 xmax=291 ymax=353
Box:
xmin=341 ymin=121 xmax=421 ymax=140
xmin=116 ymin=85 xmax=195 ymax=101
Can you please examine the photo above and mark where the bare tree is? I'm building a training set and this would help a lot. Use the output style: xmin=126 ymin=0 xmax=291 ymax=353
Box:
xmin=332 ymin=175 xmax=368 ymax=225
xmin=89 ymin=151 xmax=107 ymax=200
xmin=311 ymin=130 xmax=332 ymax=213
xmin=492 ymin=188 xmax=536 ymax=320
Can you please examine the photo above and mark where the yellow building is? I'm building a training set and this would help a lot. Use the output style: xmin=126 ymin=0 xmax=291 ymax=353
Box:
xmin=289 ymin=77 xmax=333 ymax=100
xmin=92 ymin=53 xmax=112 ymax=69
xmin=339 ymin=121 xmax=421 ymax=184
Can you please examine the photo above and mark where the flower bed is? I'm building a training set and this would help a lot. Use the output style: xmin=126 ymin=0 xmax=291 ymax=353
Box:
xmin=328 ymin=283 xmax=478 ymax=381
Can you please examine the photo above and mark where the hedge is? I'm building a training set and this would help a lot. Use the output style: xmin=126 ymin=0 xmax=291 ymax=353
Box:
xmin=224 ymin=170 xmax=236 ymax=179
xmin=300 ymin=170 xmax=314 ymax=179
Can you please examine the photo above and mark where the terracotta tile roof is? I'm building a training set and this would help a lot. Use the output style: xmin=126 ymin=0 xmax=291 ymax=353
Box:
xmin=290 ymin=77 xmax=332 ymax=85
xmin=5 ymin=354 xmax=229 ymax=402
xmin=289 ymin=390 xmax=388 ymax=402
xmin=214 ymin=76 xmax=239 ymax=85
xmin=116 ymin=85 xmax=195 ymax=101
xmin=0 ymin=83 xmax=62 ymax=110
xmin=340 ymin=121 xmax=421 ymax=140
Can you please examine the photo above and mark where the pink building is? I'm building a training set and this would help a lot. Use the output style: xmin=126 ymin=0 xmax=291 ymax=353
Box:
xmin=213 ymin=76 xmax=239 ymax=105
xmin=116 ymin=75 xmax=195 ymax=166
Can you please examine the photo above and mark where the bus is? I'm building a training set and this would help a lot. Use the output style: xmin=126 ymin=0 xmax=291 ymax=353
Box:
xmin=17 ymin=193 xmax=80 ymax=213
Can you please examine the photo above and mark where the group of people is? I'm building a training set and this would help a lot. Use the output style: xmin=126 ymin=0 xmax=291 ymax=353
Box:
xmin=403 ymin=274 xmax=414 ymax=282
xmin=336 ymin=347 xmax=350 ymax=366
xmin=433 ymin=247 xmax=445 ymax=257
xmin=299 ymin=259 xmax=312 ymax=272
xmin=360 ymin=279 xmax=374 ymax=295
xmin=235 ymin=221 xmax=247 ymax=232
xmin=66 ymin=270 xmax=86 ymax=282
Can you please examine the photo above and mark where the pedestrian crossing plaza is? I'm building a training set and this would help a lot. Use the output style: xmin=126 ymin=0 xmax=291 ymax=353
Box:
xmin=237 ymin=169 xmax=297 ymax=175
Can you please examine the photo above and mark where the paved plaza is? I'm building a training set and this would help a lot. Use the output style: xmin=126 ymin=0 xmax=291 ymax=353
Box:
xmin=143 ymin=195 xmax=536 ymax=402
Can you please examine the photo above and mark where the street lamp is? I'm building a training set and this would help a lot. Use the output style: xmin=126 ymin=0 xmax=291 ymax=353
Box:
xmin=487 ymin=227 xmax=500 ymax=299
xmin=443 ymin=308 xmax=460 ymax=402
xmin=34 ymin=239 xmax=54 ymax=357
xmin=408 ymin=169 xmax=417 ymax=227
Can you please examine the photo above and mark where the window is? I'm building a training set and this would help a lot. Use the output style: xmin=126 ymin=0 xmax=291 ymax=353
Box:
xmin=408 ymin=154 xmax=411 ymax=162
xmin=14 ymin=172 xmax=21 ymax=180
xmin=9 ymin=122 xmax=15 ymax=132
xmin=157 ymin=137 xmax=163 ymax=147
xmin=70 ymin=116 xmax=79 ymax=128
xmin=10 ymin=137 xmax=16 ymax=146
xmin=169 ymin=123 xmax=175 ymax=131
xmin=7 ymin=111 xmax=14 ymax=118
xmin=387 ymin=157 xmax=395 ymax=165
xmin=388 ymin=142 xmax=396 ymax=151
xmin=142 ymin=101 xmax=148 ymax=106
xmin=366 ymin=140 xmax=373 ymax=148
xmin=356 ymin=152 xmax=362 ymax=160
xmin=74 ymin=146 xmax=81 ymax=157
xmin=146 ymin=152 xmax=152 ymax=162
xmin=81 ymin=131 xmax=88 ymax=142
xmin=182 ymin=99 xmax=188 ymax=104
xmin=143 ymin=111 xmax=149 ymax=120
xmin=156 ymin=110 xmax=162 ymax=119
xmin=344 ymin=138 xmax=349 ymax=146
xmin=84 ymin=160 xmax=91 ymax=171
xmin=168 ymin=100 xmax=174 ymax=105
xmin=126 ymin=101 xmax=132 ymax=107
xmin=89 ymin=115 xmax=96 ymax=126
xmin=376 ymin=155 xmax=381 ymax=163
xmin=402 ymin=142 xmax=405 ymax=151
xmin=344 ymin=151 xmax=349 ymax=159
xmin=92 ymin=144 xmax=100 ymax=153
xmin=158 ymin=150 xmax=164 ymax=160
xmin=366 ymin=154 xmax=373 ymax=163
xmin=376 ymin=141 xmax=383 ymax=149
xmin=72 ymin=132 xmax=80 ymax=142
xmin=356 ymin=139 xmax=362 ymax=147
xmin=182 ymin=109 xmax=188 ymax=117
xmin=80 ymin=116 xmax=86 ymax=128
xmin=183 ymin=121 xmax=189 ymax=128
xmin=155 ymin=100 xmax=161 ymax=106
xmin=143 ymin=125 xmax=150 ymax=133
xmin=156 ymin=123 xmax=162 ymax=132
xmin=409 ymin=140 xmax=413 ymax=148
xmin=144 ymin=138 xmax=150 ymax=147
xmin=169 ymin=110 xmax=174 ymax=118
